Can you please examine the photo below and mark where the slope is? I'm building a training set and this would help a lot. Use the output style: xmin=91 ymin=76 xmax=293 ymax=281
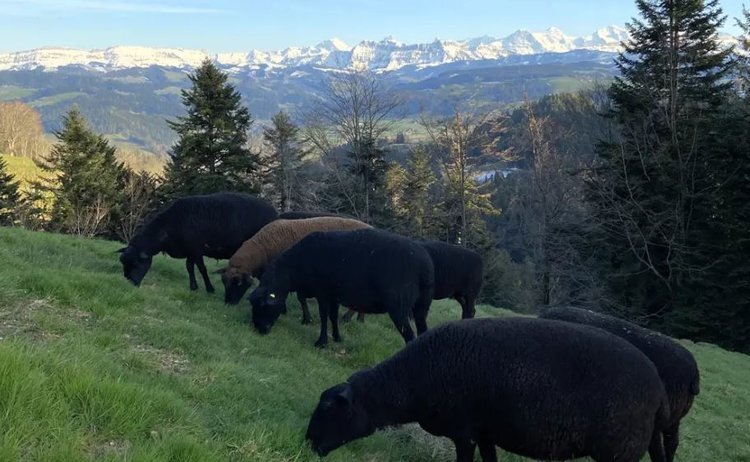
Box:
xmin=0 ymin=227 xmax=747 ymax=461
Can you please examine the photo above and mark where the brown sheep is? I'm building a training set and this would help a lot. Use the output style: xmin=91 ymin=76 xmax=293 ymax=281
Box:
xmin=220 ymin=217 xmax=371 ymax=322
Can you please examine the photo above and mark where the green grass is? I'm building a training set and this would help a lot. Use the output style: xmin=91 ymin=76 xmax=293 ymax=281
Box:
xmin=0 ymin=226 xmax=748 ymax=461
xmin=28 ymin=92 xmax=86 ymax=108
xmin=0 ymin=86 xmax=37 ymax=101
xmin=0 ymin=154 xmax=45 ymax=190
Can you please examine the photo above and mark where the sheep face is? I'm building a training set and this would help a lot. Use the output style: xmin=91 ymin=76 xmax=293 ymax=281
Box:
xmin=306 ymin=383 xmax=373 ymax=457
xmin=249 ymin=286 xmax=286 ymax=334
xmin=118 ymin=246 xmax=152 ymax=286
xmin=222 ymin=269 xmax=252 ymax=305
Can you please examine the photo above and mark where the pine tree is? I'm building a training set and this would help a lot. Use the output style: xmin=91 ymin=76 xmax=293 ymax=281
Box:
xmin=0 ymin=156 xmax=21 ymax=226
xmin=587 ymin=0 xmax=734 ymax=324
xmin=38 ymin=107 xmax=125 ymax=237
xmin=162 ymin=59 xmax=259 ymax=199
xmin=262 ymin=111 xmax=306 ymax=212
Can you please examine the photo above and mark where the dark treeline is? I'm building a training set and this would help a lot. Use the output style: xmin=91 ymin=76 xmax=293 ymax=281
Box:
xmin=1 ymin=0 xmax=748 ymax=352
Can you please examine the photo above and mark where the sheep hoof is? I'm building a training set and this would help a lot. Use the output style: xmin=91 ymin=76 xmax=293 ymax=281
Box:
xmin=314 ymin=339 xmax=327 ymax=348
xmin=333 ymin=335 xmax=342 ymax=343
xmin=206 ymin=286 xmax=215 ymax=294
xmin=301 ymin=318 xmax=312 ymax=325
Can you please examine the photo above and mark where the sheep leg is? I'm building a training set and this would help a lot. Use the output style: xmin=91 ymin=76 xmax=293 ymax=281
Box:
xmin=314 ymin=298 xmax=330 ymax=348
xmin=185 ymin=258 xmax=198 ymax=291
xmin=452 ymin=438 xmax=475 ymax=462
xmin=459 ymin=294 xmax=476 ymax=319
xmin=357 ymin=311 xmax=365 ymax=322
xmin=648 ymin=430 xmax=667 ymax=462
xmin=477 ymin=438 xmax=497 ymax=462
xmin=297 ymin=293 xmax=312 ymax=324
xmin=388 ymin=308 xmax=415 ymax=343
xmin=341 ymin=309 xmax=356 ymax=323
xmin=195 ymin=256 xmax=215 ymax=293
xmin=328 ymin=302 xmax=342 ymax=343
xmin=663 ymin=422 xmax=680 ymax=462
xmin=413 ymin=294 xmax=431 ymax=335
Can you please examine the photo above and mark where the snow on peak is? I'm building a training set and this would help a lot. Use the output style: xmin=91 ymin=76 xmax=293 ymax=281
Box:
xmin=316 ymin=38 xmax=350 ymax=51
xmin=0 ymin=25 xmax=636 ymax=73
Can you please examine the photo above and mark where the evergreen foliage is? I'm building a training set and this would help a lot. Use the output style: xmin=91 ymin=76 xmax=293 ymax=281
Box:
xmin=37 ymin=107 xmax=125 ymax=237
xmin=162 ymin=59 xmax=259 ymax=199
xmin=583 ymin=0 xmax=750 ymax=350
xmin=0 ymin=156 xmax=21 ymax=225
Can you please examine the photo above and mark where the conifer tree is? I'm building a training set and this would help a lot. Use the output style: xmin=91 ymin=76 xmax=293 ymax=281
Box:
xmin=669 ymin=8 xmax=750 ymax=350
xmin=38 ymin=107 xmax=125 ymax=237
xmin=262 ymin=111 xmax=306 ymax=212
xmin=587 ymin=0 xmax=734 ymax=322
xmin=162 ymin=59 xmax=259 ymax=199
xmin=0 ymin=156 xmax=21 ymax=226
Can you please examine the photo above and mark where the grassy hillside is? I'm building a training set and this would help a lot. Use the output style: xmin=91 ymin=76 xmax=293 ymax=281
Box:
xmin=0 ymin=155 xmax=43 ymax=191
xmin=0 ymin=227 xmax=747 ymax=461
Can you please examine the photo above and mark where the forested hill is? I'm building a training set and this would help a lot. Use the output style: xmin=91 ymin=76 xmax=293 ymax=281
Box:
xmin=0 ymin=54 xmax=616 ymax=154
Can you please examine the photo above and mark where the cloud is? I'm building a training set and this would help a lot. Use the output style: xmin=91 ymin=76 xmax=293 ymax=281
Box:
xmin=0 ymin=0 xmax=224 ymax=14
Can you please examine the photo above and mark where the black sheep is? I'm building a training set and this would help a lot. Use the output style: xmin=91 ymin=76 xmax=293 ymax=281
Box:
xmin=276 ymin=210 xmax=356 ymax=321
xmin=540 ymin=306 xmax=700 ymax=462
xmin=249 ymin=228 xmax=434 ymax=347
xmin=306 ymin=317 xmax=670 ymax=462
xmin=342 ymin=240 xmax=483 ymax=322
xmin=118 ymin=192 xmax=277 ymax=292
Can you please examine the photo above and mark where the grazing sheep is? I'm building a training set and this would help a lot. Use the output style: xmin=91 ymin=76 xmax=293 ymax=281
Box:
xmin=540 ymin=306 xmax=700 ymax=462
xmin=306 ymin=317 xmax=670 ymax=462
xmin=342 ymin=240 xmax=483 ymax=322
xmin=118 ymin=192 xmax=277 ymax=292
xmin=220 ymin=217 xmax=372 ymax=324
xmin=249 ymin=228 xmax=434 ymax=347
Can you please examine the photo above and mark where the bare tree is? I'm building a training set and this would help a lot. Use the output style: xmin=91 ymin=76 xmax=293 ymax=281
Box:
xmin=304 ymin=71 xmax=402 ymax=222
xmin=0 ymin=102 xmax=47 ymax=159
xmin=117 ymin=170 xmax=158 ymax=242
xmin=68 ymin=196 xmax=111 ymax=238
xmin=517 ymin=102 xmax=599 ymax=306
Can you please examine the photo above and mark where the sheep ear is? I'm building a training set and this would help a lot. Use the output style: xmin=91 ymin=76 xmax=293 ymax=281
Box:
xmin=336 ymin=384 xmax=353 ymax=405
xmin=116 ymin=247 xmax=127 ymax=253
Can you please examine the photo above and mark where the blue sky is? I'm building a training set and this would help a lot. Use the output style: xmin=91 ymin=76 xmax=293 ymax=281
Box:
xmin=0 ymin=0 xmax=747 ymax=52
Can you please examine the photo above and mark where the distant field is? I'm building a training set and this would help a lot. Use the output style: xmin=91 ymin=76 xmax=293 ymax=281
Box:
xmin=1 ymin=143 xmax=165 ymax=182
xmin=0 ymin=155 xmax=44 ymax=190
xmin=0 ymin=226 xmax=747 ymax=461
xmin=0 ymin=85 xmax=36 ymax=101
xmin=28 ymin=92 xmax=87 ymax=108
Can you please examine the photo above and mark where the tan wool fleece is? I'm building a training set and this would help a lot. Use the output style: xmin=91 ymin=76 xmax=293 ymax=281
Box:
xmin=226 ymin=217 xmax=371 ymax=276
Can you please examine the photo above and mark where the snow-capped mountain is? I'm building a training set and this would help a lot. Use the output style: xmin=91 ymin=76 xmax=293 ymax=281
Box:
xmin=0 ymin=26 xmax=631 ymax=73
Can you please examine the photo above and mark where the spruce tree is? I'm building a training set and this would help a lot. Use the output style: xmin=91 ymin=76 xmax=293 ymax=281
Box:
xmin=38 ymin=107 xmax=125 ymax=237
xmin=162 ymin=59 xmax=259 ymax=199
xmin=262 ymin=111 xmax=305 ymax=212
xmin=587 ymin=0 xmax=734 ymax=324
xmin=670 ymin=9 xmax=750 ymax=351
xmin=0 ymin=156 xmax=21 ymax=226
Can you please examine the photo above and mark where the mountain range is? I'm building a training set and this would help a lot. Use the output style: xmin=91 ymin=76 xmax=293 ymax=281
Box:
xmin=0 ymin=26 xmax=632 ymax=73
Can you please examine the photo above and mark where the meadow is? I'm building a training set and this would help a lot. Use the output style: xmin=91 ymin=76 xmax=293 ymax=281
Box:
xmin=0 ymin=226 xmax=748 ymax=461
